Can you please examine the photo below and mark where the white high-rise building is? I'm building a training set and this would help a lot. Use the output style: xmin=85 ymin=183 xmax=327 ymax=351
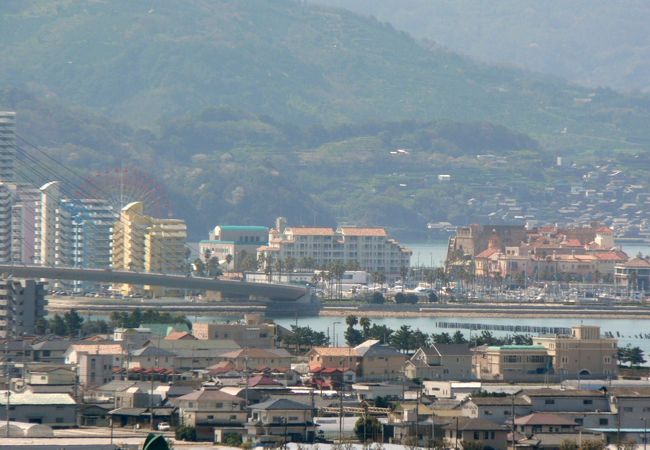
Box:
xmin=0 ymin=184 xmax=12 ymax=262
xmin=10 ymin=183 xmax=40 ymax=264
xmin=0 ymin=112 xmax=16 ymax=182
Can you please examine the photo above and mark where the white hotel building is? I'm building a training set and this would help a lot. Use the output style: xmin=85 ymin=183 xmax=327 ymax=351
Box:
xmin=257 ymin=224 xmax=411 ymax=280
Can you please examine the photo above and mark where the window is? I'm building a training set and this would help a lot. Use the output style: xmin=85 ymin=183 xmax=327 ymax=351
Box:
xmin=575 ymin=418 xmax=584 ymax=425
xmin=623 ymin=407 xmax=634 ymax=412
xmin=599 ymin=418 xmax=609 ymax=426
xmin=583 ymin=399 xmax=593 ymax=405
xmin=207 ymin=415 xmax=214 ymax=420
xmin=473 ymin=432 xmax=480 ymax=440
xmin=216 ymin=402 xmax=223 ymax=408
xmin=545 ymin=399 xmax=555 ymax=405
xmin=55 ymin=417 xmax=64 ymax=423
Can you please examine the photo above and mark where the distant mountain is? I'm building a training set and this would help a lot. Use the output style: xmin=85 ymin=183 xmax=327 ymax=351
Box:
xmin=312 ymin=0 xmax=650 ymax=92
xmin=2 ymin=0 xmax=649 ymax=238
xmin=2 ymin=0 xmax=650 ymax=149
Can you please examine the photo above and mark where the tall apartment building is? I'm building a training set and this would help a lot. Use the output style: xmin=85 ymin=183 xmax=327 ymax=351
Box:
xmin=258 ymin=220 xmax=411 ymax=279
xmin=10 ymin=183 xmax=40 ymax=264
xmin=36 ymin=181 xmax=61 ymax=266
xmin=533 ymin=325 xmax=618 ymax=379
xmin=112 ymin=201 xmax=187 ymax=296
xmin=0 ymin=184 xmax=12 ymax=262
xmin=0 ymin=278 xmax=47 ymax=338
xmin=0 ymin=112 xmax=16 ymax=181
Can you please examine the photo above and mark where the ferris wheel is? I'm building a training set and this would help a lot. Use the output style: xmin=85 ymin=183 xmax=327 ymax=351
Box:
xmin=77 ymin=166 xmax=172 ymax=218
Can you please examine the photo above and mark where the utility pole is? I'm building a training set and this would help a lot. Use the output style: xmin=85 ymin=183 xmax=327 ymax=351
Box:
xmin=511 ymin=395 xmax=516 ymax=450
xmin=415 ymin=388 xmax=420 ymax=447
xmin=338 ymin=388 xmax=343 ymax=442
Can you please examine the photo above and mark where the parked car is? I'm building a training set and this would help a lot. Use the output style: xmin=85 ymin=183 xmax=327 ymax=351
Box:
xmin=157 ymin=422 xmax=170 ymax=431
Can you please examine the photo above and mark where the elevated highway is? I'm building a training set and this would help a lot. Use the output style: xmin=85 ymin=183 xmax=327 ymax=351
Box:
xmin=0 ymin=265 xmax=308 ymax=301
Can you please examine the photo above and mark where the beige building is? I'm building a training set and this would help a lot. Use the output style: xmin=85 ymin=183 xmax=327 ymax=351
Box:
xmin=474 ymin=345 xmax=553 ymax=382
xmin=177 ymin=387 xmax=247 ymax=441
xmin=307 ymin=339 xmax=405 ymax=381
xmin=258 ymin=221 xmax=411 ymax=280
xmin=192 ymin=314 xmax=278 ymax=348
xmin=533 ymin=325 xmax=618 ymax=379
xmin=199 ymin=225 xmax=268 ymax=271
xmin=214 ymin=348 xmax=292 ymax=371
xmin=111 ymin=201 xmax=187 ymax=296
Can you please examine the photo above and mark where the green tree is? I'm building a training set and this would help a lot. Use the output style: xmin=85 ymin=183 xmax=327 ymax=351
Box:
xmin=354 ymin=416 xmax=382 ymax=443
xmin=63 ymin=309 xmax=84 ymax=337
xmin=452 ymin=330 xmax=467 ymax=344
xmin=367 ymin=324 xmax=394 ymax=344
xmin=432 ymin=332 xmax=452 ymax=344
xmin=413 ymin=329 xmax=430 ymax=348
xmin=49 ymin=314 xmax=67 ymax=336
xmin=207 ymin=256 xmax=222 ymax=277
xmin=390 ymin=325 xmax=415 ymax=352
xmin=175 ymin=425 xmax=197 ymax=441
xmin=192 ymin=258 xmax=205 ymax=276
xmin=34 ymin=318 xmax=48 ymax=335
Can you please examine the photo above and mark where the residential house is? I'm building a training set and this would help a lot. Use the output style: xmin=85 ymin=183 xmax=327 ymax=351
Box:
xmin=404 ymin=344 xmax=473 ymax=381
xmin=522 ymin=389 xmax=613 ymax=429
xmin=177 ymin=387 xmax=247 ymax=441
xmin=514 ymin=413 xmax=578 ymax=435
xmin=473 ymin=345 xmax=552 ymax=382
xmin=215 ymin=348 xmax=292 ymax=371
xmin=128 ymin=346 xmax=176 ymax=370
xmin=462 ymin=396 xmax=532 ymax=424
xmin=442 ymin=417 xmax=508 ymax=450
xmin=609 ymin=387 xmax=650 ymax=429
xmin=246 ymin=398 xmax=317 ymax=445
xmin=307 ymin=339 xmax=405 ymax=381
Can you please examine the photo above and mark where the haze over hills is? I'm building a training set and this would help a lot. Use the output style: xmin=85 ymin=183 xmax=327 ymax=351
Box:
xmin=1 ymin=0 xmax=649 ymax=238
xmin=312 ymin=0 xmax=650 ymax=93
xmin=2 ymin=0 xmax=650 ymax=146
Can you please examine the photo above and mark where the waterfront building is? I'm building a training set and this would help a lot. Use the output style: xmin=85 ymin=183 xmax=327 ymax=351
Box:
xmin=111 ymin=201 xmax=187 ymax=296
xmin=191 ymin=313 xmax=279 ymax=348
xmin=258 ymin=219 xmax=411 ymax=280
xmin=615 ymin=256 xmax=650 ymax=291
xmin=0 ymin=277 xmax=47 ymax=338
xmin=533 ymin=325 xmax=618 ymax=379
xmin=473 ymin=345 xmax=553 ymax=382
xmin=199 ymin=225 xmax=268 ymax=271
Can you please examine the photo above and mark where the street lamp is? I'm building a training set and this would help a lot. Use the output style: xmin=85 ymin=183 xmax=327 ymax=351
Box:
xmin=332 ymin=322 xmax=341 ymax=347
xmin=643 ymin=417 xmax=648 ymax=450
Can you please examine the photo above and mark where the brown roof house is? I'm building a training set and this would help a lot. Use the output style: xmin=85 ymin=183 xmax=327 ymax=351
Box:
xmin=177 ymin=387 xmax=247 ymax=441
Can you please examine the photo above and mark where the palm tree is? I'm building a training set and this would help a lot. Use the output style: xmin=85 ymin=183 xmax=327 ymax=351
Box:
xmin=359 ymin=317 xmax=371 ymax=339
xmin=274 ymin=258 xmax=284 ymax=283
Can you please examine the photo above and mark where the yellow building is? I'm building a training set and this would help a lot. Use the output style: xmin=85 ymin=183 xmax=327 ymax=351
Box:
xmin=111 ymin=201 xmax=187 ymax=296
